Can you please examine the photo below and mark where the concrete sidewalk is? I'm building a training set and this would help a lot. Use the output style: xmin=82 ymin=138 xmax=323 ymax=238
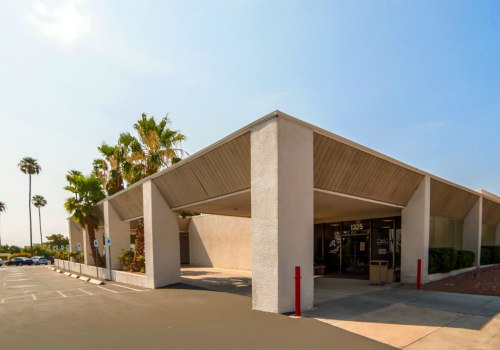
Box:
xmin=179 ymin=268 xmax=500 ymax=348
xmin=305 ymin=278 xmax=500 ymax=349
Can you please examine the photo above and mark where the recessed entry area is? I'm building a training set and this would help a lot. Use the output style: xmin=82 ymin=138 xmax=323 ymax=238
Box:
xmin=314 ymin=190 xmax=402 ymax=281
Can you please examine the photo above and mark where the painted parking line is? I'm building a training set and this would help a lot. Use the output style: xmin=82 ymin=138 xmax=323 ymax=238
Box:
xmin=57 ymin=291 xmax=67 ymax=298
xmin=79 ymin=288 xmax=94 ymax=296
xmin=1 ymin=294 xmax=34 ymax=304
xmin=97 ymin=286 xmax=119 ymax=293
xmin=110 ymin=284 xmax=143 ymax=292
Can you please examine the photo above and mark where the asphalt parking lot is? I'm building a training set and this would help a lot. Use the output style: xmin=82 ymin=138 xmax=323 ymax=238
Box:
xmin=0 ymin=266 xmax=393 ymax=350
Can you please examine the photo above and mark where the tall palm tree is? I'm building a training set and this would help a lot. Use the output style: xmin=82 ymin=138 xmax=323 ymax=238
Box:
xmin=32 ymin=195 xmax=47 ymax=245
xmin=0 ymin=201 xmax=6 ymax=246
xmin=64 ymin=171 xmax=106 ymax=266
xmin=18 ymin=157 xmax=41 ymax=252
xmin=93 ymin=142 xmax=126 ymax=196
xmin=122 ymin=113 xmax=186 ymax=272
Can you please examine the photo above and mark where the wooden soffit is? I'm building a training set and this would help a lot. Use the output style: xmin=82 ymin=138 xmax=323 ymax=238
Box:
xmin=483 ymin=198 xmax=500 ymax=226
xmin=154 ymin=132 xmax=251 ymax=208
xmin=313 ymin=133 xmax=424 ymax=206
xmin=430 ymin=179 xmax=478 ymax=219
xmin=109 ymin=185 xmax=143 ymax=221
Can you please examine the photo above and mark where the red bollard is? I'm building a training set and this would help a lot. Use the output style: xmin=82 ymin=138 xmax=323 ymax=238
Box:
xmin=295 ymin=266 xmax=301 ymax=316
xmin=416 ymin=258 xmax=422 ymax=290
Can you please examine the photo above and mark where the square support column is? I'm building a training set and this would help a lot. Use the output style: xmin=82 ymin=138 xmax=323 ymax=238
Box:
xmin=251 ymin=117 xmax=314 ymax=313
xmin=463 ymin=197 xmax=482 ymax=266
xmin=68 ymin=219 xmax=83 ymax=261
xmin=143 ymin=180 xmax=180 ymax=288
xmin=104 ymin=200 xmax=131 ymax=271
xmin=401 ymin=175 xmax=430 ymax=284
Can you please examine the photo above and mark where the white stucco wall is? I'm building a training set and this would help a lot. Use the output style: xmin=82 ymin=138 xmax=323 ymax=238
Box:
xmin=401 ymin=176 xmax=430 ymax=284
xmin=251 ymin=117 xmax=314 ymax=313
xmin=188 ymin=214 xmax=252 ymax=271
xmin=463 ymin=198 xmax=482 ymax=266
xmin=143 ymin=180 xmax=180 ymax=288
xmin=68 ymin=219 xmax=83 ymax=257
xmin=104 ymin=200 xmax=131 ymax=270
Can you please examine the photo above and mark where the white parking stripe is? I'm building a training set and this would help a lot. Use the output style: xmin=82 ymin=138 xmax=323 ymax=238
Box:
xmin=32 ymin=294 xmax=37 ymax=300
xmin=111 ymin=284 xmax=142 ymax=291
xmin=57 ymin=291 xmax=67 ymax=298
xmin=79 ymin=288 xmax=94 ymax=296
xmin=97 ymin=286 xmax=118 ymax=293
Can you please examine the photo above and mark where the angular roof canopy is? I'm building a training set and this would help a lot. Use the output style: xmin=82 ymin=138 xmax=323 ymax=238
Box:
xmin=97 ymin=111 xmax=499 ymax=222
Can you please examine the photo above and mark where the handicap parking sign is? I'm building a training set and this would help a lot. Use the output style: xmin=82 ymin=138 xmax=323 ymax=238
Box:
xmin=77 ymin=243 xmax=81 ymax=251
xmin=107 ymin=238 xmax=111 ymax=246
xmin=93 ymin=239 xmax=98 ymax=248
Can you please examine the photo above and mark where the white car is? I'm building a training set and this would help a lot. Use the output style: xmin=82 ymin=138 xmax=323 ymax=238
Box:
xmin=0 ymin=258 xmax=3 ymax=266
xmin=31 ymin=256 xmax=48 ymax=265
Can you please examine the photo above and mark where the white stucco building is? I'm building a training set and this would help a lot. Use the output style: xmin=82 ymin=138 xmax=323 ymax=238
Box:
xmin=66 ymin=111 xmax=500 ymax=314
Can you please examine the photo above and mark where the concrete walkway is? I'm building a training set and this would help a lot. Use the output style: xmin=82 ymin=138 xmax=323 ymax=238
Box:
xmin=181 ymin=268 xmax=500 ymax=349
xmin=306 ymin=278 xmax=500 ymax=349
xmin=181 ymin=266 xmax=252 ymax=296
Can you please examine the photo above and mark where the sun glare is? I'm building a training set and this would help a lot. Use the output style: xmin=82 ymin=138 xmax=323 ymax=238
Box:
xmin=28 ymin=0 xmax=91 ymax=45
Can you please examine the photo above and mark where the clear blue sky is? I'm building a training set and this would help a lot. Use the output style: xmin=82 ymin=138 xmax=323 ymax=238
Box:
xmin=0 ymin=1 xmax=499 ymax=246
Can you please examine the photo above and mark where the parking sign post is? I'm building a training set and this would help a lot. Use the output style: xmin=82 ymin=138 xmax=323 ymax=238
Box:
xmin=77 ymin=243 xmax=82 ymax=275
xmin=66 ymin=245 xmax=70 ymax=272
xmin=106 ymin=238 xmax=111 ymax=280
xmin=93 ymin=239 xmax=99 ymax=279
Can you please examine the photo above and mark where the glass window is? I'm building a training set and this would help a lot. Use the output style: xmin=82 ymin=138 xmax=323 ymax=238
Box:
xmin=429 ymin=215 xmax=463 ymax=250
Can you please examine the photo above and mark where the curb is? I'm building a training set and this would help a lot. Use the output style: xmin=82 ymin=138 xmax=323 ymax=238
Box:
xmin=49 ymin=266 xmax=105 ymax=285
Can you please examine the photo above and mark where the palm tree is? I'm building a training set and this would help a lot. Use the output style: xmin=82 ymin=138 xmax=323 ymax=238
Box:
xmin=93 ymin=142 xmax=126 ymax=196
xmin=64 ymin=171 xmax=106 ymax=266
xmin=32 ymin=195 xmax=47 ymax=245
xmin=0 ymin=201 xmax=6 ymax=246
xmin=123 ymin=113 xmax=187 ymax=181
xmin=123 ymin=113 xmax=186 ymax=272
xmin=18 ymin=157 xmax=42 ymax=253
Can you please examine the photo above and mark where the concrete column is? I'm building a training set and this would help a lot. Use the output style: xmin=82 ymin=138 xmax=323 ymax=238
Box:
xmin=143 ymin=180 xmax=180 ymax=288
xmin=401 ymin=175 xmax=430 ymax=284
xmin=68 ymin=219 xmax=83 ymax=262
xmin=251 ymin=117 xmax=314 ymax=314
xmin=103 ymin=200 xmax=131 ymax=270
xmin=463 ymin=197 xmax=482 ymax=266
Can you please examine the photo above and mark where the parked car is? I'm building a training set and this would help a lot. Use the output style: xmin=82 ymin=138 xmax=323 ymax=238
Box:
xmin=32 ymin=256 xmax=48 ymax=265
xmin=5 ymin=257 xmax=33 ymax=266
xmin=0 ymin=258 xmax=3 ymax=266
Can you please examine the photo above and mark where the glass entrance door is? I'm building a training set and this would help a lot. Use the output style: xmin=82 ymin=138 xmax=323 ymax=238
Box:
xmin=341 ymin=234 xmax=370 ymax=276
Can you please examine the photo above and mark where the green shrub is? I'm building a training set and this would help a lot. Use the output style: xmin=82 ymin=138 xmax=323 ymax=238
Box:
xmin=455 ymin=250 xmax=475 ymax=269
xmin=428 ymin=247 xmax=457 ymax=274
xmin=118 ymin=249 xmax=134 ymax=271
xmin=493 ymin=246 xmax=500 ymax=264
xmin=70 ymin=251 xmax=84 ymax=263
xmin=481 ymin=246 xmax=500 ymax=265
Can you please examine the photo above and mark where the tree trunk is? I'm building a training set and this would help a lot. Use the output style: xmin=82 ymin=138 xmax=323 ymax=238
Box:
xmin=130 ymin=218 xmax=145 ymax=272
xmin=38 ymin=207 xmax=43 ymax=245
xmin=28 ymin=174 xmax=33 ymax=253
xmin=85 ymin=214 xmax=104 ymax=267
